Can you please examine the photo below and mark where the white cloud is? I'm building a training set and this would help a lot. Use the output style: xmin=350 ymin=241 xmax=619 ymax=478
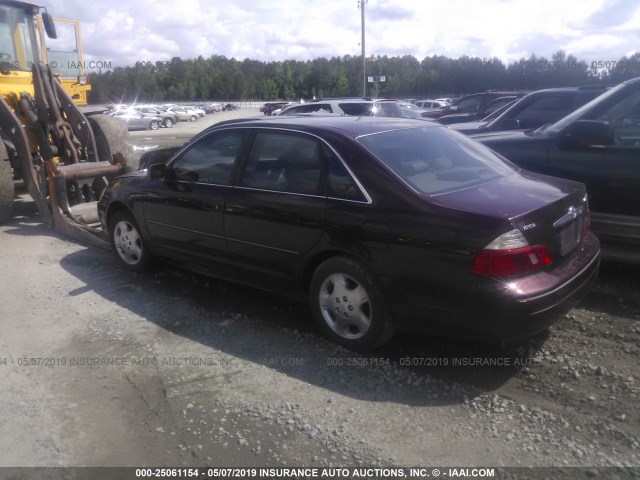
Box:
xmin=38 ymin=0 xmax=638 ymax=68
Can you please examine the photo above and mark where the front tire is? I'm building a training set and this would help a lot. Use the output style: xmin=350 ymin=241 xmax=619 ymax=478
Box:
xmin=190 ymin=115 xmax=197 ymax=122
xmin=164 ymin=118 xmax=173 ymax=128
xmin=309 ymin=257 xmax=395 ymax=351
xmin=149 ymin=121 xmax=160 ymax=130
xmin=109 ymin=211 xmax=152 ymax=272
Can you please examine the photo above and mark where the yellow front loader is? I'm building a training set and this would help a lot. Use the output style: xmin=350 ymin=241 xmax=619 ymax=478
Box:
xmin=0 ymin=0 xmax=131 ymax=246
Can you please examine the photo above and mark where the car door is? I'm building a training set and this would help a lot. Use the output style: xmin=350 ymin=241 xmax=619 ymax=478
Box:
xmin=224 ymin=130 xmax=327 ymax=285
xmin=547 ymin=87 xmax=640 ymax=218
xmin=545 ymin=86 xmax=640 ymax=248
xmin=140 ymin=130 xmax=248 ymax=265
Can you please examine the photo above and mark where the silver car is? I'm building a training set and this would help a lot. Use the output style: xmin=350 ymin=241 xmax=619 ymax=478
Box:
xmin=165 ymin=107 xmax=199 ymax=122
xmin=109 ymin=110 xmax=163 ymax=131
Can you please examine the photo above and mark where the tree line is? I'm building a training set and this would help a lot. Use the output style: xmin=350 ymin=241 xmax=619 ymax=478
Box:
xmin=87 ymin=50 xmax=640 ymax=104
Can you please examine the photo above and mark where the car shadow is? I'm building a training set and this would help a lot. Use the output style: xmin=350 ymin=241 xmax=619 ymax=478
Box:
xmin=5 ymin=197 xmax=561 ymax=407
xmin=57 ymin=249 xmax=554 ymax=408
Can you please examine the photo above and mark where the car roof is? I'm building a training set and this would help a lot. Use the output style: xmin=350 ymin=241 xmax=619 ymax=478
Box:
xmin=204 ymin=115 xmax=441 ymax=138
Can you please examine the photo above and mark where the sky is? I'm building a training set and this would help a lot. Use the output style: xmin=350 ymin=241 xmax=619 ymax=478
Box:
xmin=39 ymin=0 xmax=640 ymax=70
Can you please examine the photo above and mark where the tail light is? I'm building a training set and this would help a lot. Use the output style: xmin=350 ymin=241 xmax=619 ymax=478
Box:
xmin=472 ymin=229 xmax=553 ymax=277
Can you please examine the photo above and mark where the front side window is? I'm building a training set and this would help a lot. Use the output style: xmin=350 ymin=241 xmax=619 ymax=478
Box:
xmin=454 ymin=96 xmax=484 ymax=114
xmin=170 ymin=131 xmax=246 ymax=184
xmin=241 ymin=132 xmax=323 ymax=195
xmin=357 ymin=127 xmax=515 ymax=195
xmin=591 ymin=89 xmax=640 ymax=148
xmin=514 ymin=96 xmax=573 ymax=128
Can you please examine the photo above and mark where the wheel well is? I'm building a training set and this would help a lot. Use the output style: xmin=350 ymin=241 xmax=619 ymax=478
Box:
xmin=105 ymin=201 xmax=131 ymax=230
xmin=303 ymin=250 xmax=358 ymax=293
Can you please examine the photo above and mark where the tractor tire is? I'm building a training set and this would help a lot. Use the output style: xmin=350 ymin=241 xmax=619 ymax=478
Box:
xmin=88 ymin=114 xmax=136 ymax=170
xmin=0 ymin=141 xmax=15 ymax=224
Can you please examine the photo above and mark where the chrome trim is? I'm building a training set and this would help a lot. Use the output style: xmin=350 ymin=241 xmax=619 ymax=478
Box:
xmin=170 ymin=180 xmax=233 ymax=188
xmin=232 ymin=185 xmax=372 ymax=205
xmin=225 ymin=236 xmax=300 ymax=255
xmin=147 ymin=220 xmax=225 ymax=240
xmin=232 ymin=185 xmax=327 ymax=200
xmin=553 ymin=205 xmax=585 ymax=229
xmin=178 ymin=125 xmax=373 ymax=204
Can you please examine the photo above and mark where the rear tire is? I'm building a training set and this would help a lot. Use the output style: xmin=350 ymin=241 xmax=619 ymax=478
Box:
xmin=149 ymin=121 xmax=160 ymax=130
xmin=0 ymin=141 xmax=14 ymax=224
xmin=109 ymin=210 xmax=152 ymax=272
xmin=190 ymin=115 xmax=197 ymax=122
xmin=164 ymin=118 xmax=173 ymax=128
xmin=309 ymin=256 xmax=395 ymax=351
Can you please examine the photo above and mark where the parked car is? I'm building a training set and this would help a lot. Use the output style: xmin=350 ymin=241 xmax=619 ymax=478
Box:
xmin=278 ymin=99 xmax=424 ymax=119
xmin=262 ymin=102 xmax=288 ymax=115
xmin=422 ymin=91 xmax=525 ymax=120
xmin=473 ymin=77 xmax=640 ymax=262
xmin=185 ymin=105 xmax=206 ymax=117
xmin=108 ymin=110 xmax=163 ymax=131
xmin=199 ymin=104 xmax=217 ymax=114
xmin=450 ymin=86 xmax=609 ymax=135
xmin=136 ymin=106 xmax=178 ymax=128
xmin=223 ymin=103 xmax=240 ymax=111
xmin=438 ymin=95 xmax=522 ymax=125
xmin=415 ymin=99 xmax=446 ymax=110
xmin=165 ymin=107 xmax=199 ymax=122
xmin=260 ymin=102 xmax=280 ymax=113
xmin=98 ymin=116 xmax=599 ymax=350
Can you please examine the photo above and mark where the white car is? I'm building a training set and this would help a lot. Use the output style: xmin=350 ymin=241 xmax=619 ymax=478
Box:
xmin=184 ymin=106 xmax=206 ymax=117
xmin=415 ymin=99 xmax=446 ymax=110
xmin=165 ymin=106 xmax=200 ymax=122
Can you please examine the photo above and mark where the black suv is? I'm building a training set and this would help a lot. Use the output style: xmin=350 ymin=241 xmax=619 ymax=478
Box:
xmin=473 ymin=77 xmax=640 ymax=262
xmin=451 ymin=86 xmax=608 ymax=134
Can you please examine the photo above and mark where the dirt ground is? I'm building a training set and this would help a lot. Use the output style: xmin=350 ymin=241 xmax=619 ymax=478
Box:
xmin=0 ymin=110 xmax=638 ymax=478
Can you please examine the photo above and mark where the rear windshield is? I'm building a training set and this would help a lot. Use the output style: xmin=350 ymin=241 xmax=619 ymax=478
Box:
xmin=356 ymin=127 xmax=515 ymax=195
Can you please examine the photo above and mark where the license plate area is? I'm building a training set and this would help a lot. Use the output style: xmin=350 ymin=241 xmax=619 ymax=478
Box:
xmin=558 ymin=217 xmax=584 ymax=256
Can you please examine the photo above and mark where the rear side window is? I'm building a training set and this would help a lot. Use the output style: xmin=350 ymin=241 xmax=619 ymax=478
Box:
xmin=339 ymin=103 xmax=373 ymax=116
xmin=357 ymin=127 xmax=515 ymax=195
xmin=322 ymin=144 xmax=367 ymax=202
xmin=284 ymin=104 xmax=333 ymax=114
xmin=241 ymin=132 xmax=323 ymax=195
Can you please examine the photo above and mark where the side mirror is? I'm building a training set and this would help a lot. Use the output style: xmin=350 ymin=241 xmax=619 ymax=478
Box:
xmin=148 ymin=163 xmax=167 ymax=179
xmin=565 ymin=120 xmax=614 ymax=148
xmin=42 ymin=12 xmax=57 ymax=39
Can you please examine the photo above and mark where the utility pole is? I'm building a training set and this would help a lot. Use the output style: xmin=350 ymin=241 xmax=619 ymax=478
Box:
xmin=358 ymin=0 xmax=367 ymax=98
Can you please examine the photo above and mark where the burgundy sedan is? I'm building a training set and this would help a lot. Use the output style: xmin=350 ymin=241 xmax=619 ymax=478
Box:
xmin=98 ymin=116 xmax=600 ymax=351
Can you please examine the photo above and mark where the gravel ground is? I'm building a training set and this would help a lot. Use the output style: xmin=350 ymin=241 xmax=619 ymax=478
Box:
xmin=0 ymin=110 xmax=638 ymax=478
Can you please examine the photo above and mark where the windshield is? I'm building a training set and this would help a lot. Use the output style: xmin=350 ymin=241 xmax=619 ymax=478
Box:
xmin=544 ymin=81 xmax=629 ymax=135
xmin=357 ymin=126 xmax=515 ymax=195
xmin=0 ymin=4 xmax=38 ymax=72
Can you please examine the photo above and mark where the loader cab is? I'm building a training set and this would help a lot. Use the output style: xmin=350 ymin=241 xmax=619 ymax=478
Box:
xmin=0 ymin=2 xmax=42 ymax=76
xmin=0 ymin=1 xmax=89 ymax=105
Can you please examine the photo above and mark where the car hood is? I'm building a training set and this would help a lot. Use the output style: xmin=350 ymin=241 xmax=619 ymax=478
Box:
xmin=429 ymin=170 xmax=582 ymax=220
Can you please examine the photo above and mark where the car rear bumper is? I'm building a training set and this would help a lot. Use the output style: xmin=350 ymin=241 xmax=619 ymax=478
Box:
xmin=386 ymin=233 xmax=601 ymax=340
